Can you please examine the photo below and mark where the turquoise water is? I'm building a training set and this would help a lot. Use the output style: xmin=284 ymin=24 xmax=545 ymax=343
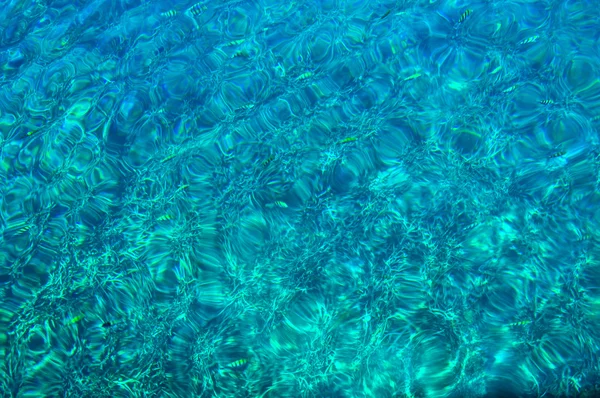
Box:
xmin=1 ymin=0 xmax=600 ymax=397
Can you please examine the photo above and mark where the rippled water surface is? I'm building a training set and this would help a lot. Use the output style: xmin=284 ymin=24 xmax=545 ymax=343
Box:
xmin=1 ymin=0 xmax=600 ymax=397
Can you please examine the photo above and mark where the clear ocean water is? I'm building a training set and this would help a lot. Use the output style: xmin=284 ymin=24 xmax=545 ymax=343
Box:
xmin=1 ymin=0 xmax=600 ymax=397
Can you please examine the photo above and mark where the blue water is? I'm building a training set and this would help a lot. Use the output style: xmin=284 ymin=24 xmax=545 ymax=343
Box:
xmin=1 ymin=0 xmax=600 ymax=397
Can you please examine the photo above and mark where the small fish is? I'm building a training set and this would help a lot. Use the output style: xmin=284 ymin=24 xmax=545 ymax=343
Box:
xmin=175 ymin=184 xmax=189 ymax=193
xmin=66 ymin=315 xmax=85 ymax=325
xmin=161 ymin=154 xmax=176 ymax=163
xmin=232 ymin=50 xmax=250 ymax=58
xmin=226 ymin=359 xmax=249 ymax=370
xmin=189 ymin=3 xmax=207 ymax=16
xmin=339 ymin=137 xmax=357 ymax=144
xmin=548 ymin=151 xmax=566 ymax=159
xmin=60 ymin=36 xmax=71 ymax=48
xmin=262 ymin=155 xmax=275 ymax=167
xmin=16 ymin=225 xmax=32 ymax=235
xmin=160 ymin=10 xmax=177 ymax=18
xmin=503 ymin=85 xmax=517 ymax=93
xmin=508 ymin=320 xmax=530 ymax=327
xmin=297 ymin=72 xmax=313 ymax=80
xmin=492 ymin=22 xmax=502 ymax=36
xmin=519 ymin=35 xmax=539 ymax=45
xmin=266 ymin=201 xmax=288 ymax=209
xmin=223 ymin=39 xmax=245 ymax=47
xmin=157 ymin=214 xmax=174 ymax=221
xmin=577 ymin=234 xmax=591 ymax=242
xmin=380 ymin=9 xmax=391 ymax=19
xmin=237 ymin=104 xmax=254 ymax=110
xmin=458 ymin=9 xmax=472 ymax=23
xmin=539 ymin=99 xmax=554 ymax=105
xmin=404 ymin=72 xmax=421 ymax=81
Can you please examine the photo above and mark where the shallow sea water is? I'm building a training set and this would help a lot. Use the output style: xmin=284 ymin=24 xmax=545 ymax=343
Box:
xmin=1 ymin=0 xmax=600 ymax=397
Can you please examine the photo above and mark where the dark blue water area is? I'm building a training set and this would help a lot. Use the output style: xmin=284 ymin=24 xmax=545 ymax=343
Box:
xmin=1 ymin=0 xmax=600 ymax=397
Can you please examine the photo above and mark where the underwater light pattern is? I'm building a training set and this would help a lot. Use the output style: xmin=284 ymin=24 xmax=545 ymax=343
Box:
xmin=1 ymin=0 xmax=600 ymax=397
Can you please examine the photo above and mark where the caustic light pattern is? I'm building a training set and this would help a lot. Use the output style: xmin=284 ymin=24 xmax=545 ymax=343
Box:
xmin=1 ymin=0 xmax=600 ymax=397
